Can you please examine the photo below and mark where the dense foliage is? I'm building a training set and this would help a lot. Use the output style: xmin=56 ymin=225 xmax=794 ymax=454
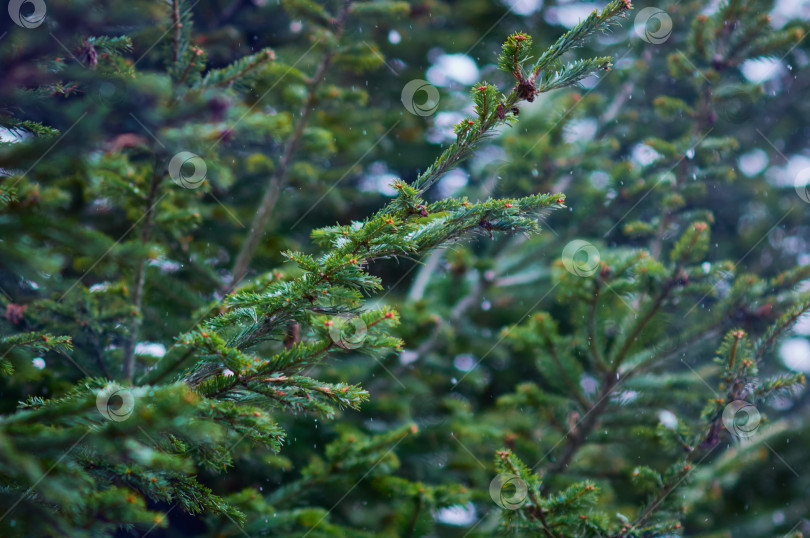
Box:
xmin=1 ymin=0 xmax=809 ymax=536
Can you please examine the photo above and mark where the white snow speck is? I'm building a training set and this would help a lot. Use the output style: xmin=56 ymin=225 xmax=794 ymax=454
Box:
xmin=454 ymin=354 xmax=476 ymax=372
xmin=631 ymin=144 xmax=663 ymax=167
xmin=793 ymin=313 xmax=810 ymax=336
xmin=399 ymin=349 xmax=419 ymax=366
xmin=615 ymin=390 xmax=638 ymax=406
xmin=502 ymin=0 xmax=544 ymax=15
xmin=738 ymin=149 xmax=769 ymax=177
xmin=435 ymin=503 xmax=477 ymax=526
xmin=426 ymin=54 xmax=479 ymax=87
xmin=134 ymin=342 xmax=166 ymax=358
xmin=658 ymin=410 xmax=678 ymax=429
xmin=89 ymin=282 xmax=110 ymax=293
xmin=428 ymin=111 xmax=466 ymax=144
xmin=770 ymin=0 xmax=810 ymax=29
xmin=766 ymin=154 xmax=810 ymax=188
xmin=563 ymin=118 xmax=598 ymax=143
xmin=360 ymin=161 xmax=399 ymax=196
xmin=437 ymin=168 xmax=469 ymax=197
xmin=580 ymin=375 xmax=598 ymax=395
xmin=780 ymin=338 xmax=810 ymax=372
xmin=741 ymin=58 xmax=783 ymax=83
xmin=545 ymin=3 xmax=600 ymax=28
xmin=589 ymin=171 xmax=610 ymax=189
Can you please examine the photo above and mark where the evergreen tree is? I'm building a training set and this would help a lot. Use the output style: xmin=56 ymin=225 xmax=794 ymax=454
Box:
xmin=1 ymin=0 xmax=808 ymax=536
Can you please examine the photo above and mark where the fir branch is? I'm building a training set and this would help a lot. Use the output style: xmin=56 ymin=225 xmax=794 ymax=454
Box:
xmin=538 ymin=56 xmax=613 ymax=93
xmin=411 ymin=0 xmax=631 ymax=193
xmin=753 ymin=298 xmax=810 ymax=361
xmin=495 ymin=450 xmax=556 ymax=537
xmin=199 ymin=48 xmax=276 ymax=88
xmin=0 ymin=331 xmax=73 ymax=356
xmin=530 ymin=0 xmax=631 ymax=78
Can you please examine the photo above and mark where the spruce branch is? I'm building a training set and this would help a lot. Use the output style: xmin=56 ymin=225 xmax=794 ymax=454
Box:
xmin=530 ymin=0 xmax=631 ymax=78
xmin=199 ymin=48 xmax=276 ymax=88
xmin=412 ymin=0 xmax=631 ymax=193
xmin=142 ymin=1 xmax=630 ymax=406
xmin=753 ymin=298 xmax=810 ymax=361
xmin=546 ymin=228 xmax=710 ymax=475
xmin=495 ymin=449 xmax=606 ymax=536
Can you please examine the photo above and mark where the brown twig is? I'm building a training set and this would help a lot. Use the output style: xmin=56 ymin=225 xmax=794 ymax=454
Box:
xmin=226 ymin=1 xmax=353 ymax=292
xmin=122 ymin=160 xmax=162 ymax=382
